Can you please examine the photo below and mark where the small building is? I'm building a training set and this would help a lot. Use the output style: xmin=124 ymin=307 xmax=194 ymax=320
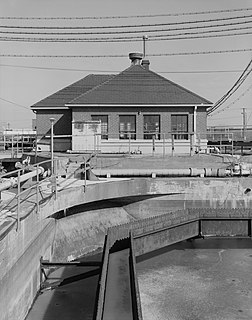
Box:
xmin=31 ymin=53 xmax=212 ymax=154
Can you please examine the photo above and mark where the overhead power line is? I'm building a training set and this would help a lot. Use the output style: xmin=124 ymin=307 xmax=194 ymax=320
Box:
xmin=209 ymin=84 xmax=252 ymax=116
xmin=1 ymin=30 xmax=252 ymax=42
xmin=1 ymin=48 xmax=252 ymax=58
xmin=0 ymin=8 xmax=251 ymax=20
xmin=207 ymin=58 xmax=252 ymax=115
xmin=0 ymin=14 xmax=251 ymax=29
xmin=0 ymin=63 xmax=244 ymax=73
xmin=0 ymin=97 xmax=30 ymax=110
xmin=1 ymin=19 xmax=252 ymax=35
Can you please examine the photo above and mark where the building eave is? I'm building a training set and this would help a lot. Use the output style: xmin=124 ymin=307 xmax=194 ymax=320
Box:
xmin=31 ymin=106 xmax=69 ymax=110
xmin=66 ymin=103 xmax=213 ymax=108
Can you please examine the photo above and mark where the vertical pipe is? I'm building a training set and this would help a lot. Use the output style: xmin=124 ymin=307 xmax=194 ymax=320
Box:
xmin=35 ymin=132 xmax=38 ymax=163
xmin=49 ymin=118 xmax=55 ymax=175
xmin=162 ymin=133 xmax=165 ymax=157
xmin=17 ymin=170 xmax=21 ymax=230
xmin=11 ymin=134 xmax=14 ymax=158
xmin=193 ymin=105 xmax=197 ymax=153
xmin=242 ymin=107 xmax=247 ymax=141
xmin=16 ymin=134 xmax=19 ymax=156
xmin=54 ymin=158 xmax=58 ymax=200
xmin=231 ymin=133 xmax=234 ymax=157
xmin=22 ymin=134 xmax=24 ymax=155
xmin=143 ymin=35 xmax=148 ymax=58
xmin=84 ymin=159 xmax=87 ymax=192
xmin=128 ymin=133 xmax=131 ymax=155
xmin=36 ymin=164 xmax=39 ymax=213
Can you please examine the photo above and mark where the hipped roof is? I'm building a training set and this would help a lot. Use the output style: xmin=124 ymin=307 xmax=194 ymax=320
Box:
xmin=68 ymin=64 xmax=212 ymax=106
xmin=31 ymin=74 xmax=113 ymax=108
xmin=31 ymin=63 xmax=212 ymax=109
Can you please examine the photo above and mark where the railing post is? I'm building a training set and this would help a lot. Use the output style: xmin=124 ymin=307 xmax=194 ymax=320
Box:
xmin=36 ymin=164 xmax=40 ymax=213
xmin=152 ymin=134 xmax=155 ymax=156
xmin=190 ymin=134 xmax=193 ymax=156
xmin=128 ymin=133 xmax=131 ymax=155
xmin=17 ymin=170 xmax=21 ymax=231
xmin=11 ymin=134 xmax=14 ymax=158
xmin=172 ymin=134 xmax=174 ymax=156
xmin=16 ymin=134 xmax=19 ymax=156
xmin=84 ymin=159 xmax=87 ymax=192
xmin=54 ymin=158 xmax=57 ymax=200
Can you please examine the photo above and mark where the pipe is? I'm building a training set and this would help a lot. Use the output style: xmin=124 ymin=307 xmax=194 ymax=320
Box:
xmin=92 ymin=167 xmax=252 ymax=178
xmin=194 ymin=105 xmax=197 ymax=148
xmin=0 ymin=166 xmax=44 ymax=192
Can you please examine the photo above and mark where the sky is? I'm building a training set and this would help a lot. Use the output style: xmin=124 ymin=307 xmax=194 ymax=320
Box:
xmin=0 ymin=0 xmax=251 ymax=130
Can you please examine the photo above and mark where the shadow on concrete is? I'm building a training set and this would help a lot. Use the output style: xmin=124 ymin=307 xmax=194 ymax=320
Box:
xmin=136 ymin=238 xmax=252 ymax=263
xmin=51 ymin=194 xmax=167 ymax=219
xmin=25 ymin=253 xmax=102 ymax=320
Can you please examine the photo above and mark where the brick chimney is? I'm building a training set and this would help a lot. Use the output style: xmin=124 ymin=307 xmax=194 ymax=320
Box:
xmin=129 ymin=52 xmax=143 ymax=65
xmin=141 ymin=59 xmax=150 ymax=70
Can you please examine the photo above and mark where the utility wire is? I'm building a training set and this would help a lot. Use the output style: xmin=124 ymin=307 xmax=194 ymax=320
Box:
xmin=0 ymin=14 xmax=251 ymax=29
xmin=1 ymin=19 xmax=252 ymax=35
xmin=1 ymin=48 xmax=252 ymax=58
xmin=207 ymin=59 xmax=252 ymax=115
xmin=210 ymin=60 xmax=252 ymax=111
xmin=1 ymin=30 xmax=252 ymax=42
xmin=0 ymin=97 xmax=30 ymax=110
xmin=0 ymin=49 xmax=251 ymax=58
xmin=0 ymin=8 xmax=251 ymax=20
xmin=0 ymin=63 xmax=244 ymax=73
xmin=208 ymin=84 xmax=252 ymax=116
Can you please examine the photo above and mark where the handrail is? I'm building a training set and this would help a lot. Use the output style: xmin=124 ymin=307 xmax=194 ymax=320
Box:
xmin=0 ymin=156 xmax=92 ymax=231
xmin=0 ymin=158 xmax=57 ymax=229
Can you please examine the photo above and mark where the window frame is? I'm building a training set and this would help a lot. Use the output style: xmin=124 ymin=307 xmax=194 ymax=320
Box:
xmin=143 ymin=114 xmax=161 ymax=140
xmin=171 ymin=114 xmax=189 ymax=140
xmin=91 ymin=115 xmax=108 ymax=140
xmin=119 ymin=115 xmax=136 ymax=140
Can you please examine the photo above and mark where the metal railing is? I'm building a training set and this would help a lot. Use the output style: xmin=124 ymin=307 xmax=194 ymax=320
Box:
xmin=0 ymin=131 xmax=204 ymax=156
xmin=0 ymin=156 xmax=91 ymax=231
xmin=205 ymin=132 xmax=234 ymax=156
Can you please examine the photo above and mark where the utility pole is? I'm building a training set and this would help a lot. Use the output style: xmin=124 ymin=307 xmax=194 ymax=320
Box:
xmin=241 ymin=108 xmax=247 ymax=141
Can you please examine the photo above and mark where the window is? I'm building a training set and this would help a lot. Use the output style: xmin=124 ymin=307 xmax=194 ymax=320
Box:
xmin=171 ymin=114 xmax=188 ymax=139
xmin=119 ymin=115 xmax=136 ymax=139
xmin=143 ymin=115 xmax=160 ymax=139
xmin=91 ymin=115 xmax=108 ymax=140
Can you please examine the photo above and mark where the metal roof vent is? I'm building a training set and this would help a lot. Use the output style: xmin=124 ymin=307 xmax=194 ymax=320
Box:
xmin=129 ymin=52 xmax=143 ymax=65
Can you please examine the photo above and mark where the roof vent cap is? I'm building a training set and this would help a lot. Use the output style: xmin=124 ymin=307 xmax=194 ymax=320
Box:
xmin=129 ymin=52 xmax=143 ymax=65
xmin=141 ymin=59 xmax=150 ymax=70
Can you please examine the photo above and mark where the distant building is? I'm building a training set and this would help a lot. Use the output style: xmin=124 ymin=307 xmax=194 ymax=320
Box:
xmin=31 ymin=53 xmax=212 ymax=154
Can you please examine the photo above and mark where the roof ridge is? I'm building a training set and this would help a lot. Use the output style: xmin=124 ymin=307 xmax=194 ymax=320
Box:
xmin=66 ymin=67 xmax=134 ymax=105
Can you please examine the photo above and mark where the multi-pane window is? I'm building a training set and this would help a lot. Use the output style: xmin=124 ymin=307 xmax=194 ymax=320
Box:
xmin=143 ymin=115 xmax=160 ymax=139
xmin=91 ymin=115 xmax=108 ymax=140
xmin=171 ymin=114 xmax=188 ymax=139
xmin=119 ymin=115 xmax=136 ymax=139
